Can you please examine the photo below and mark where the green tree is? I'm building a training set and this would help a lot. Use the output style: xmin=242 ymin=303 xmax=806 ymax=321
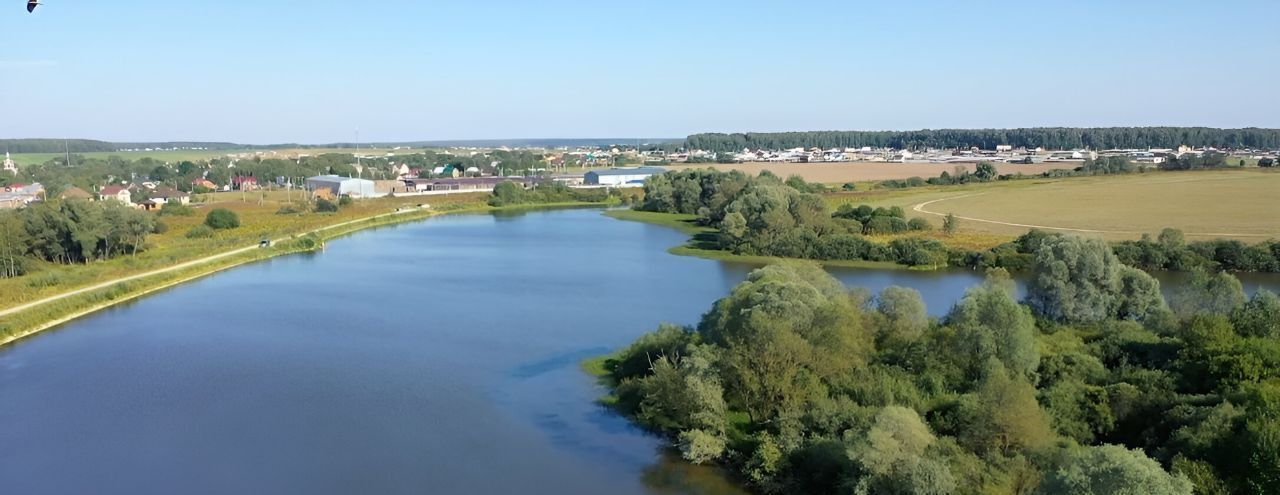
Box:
xmin=1027 ymin=235 xmax=1163 ymax=323
xmin=876 ymin=286 xmax=930 ymax=346
xmin=678 ymin=429 xmax=727 ymax=464
xmin=488 ymin=181 xmax=527 ymax=206
xmin=943 ymin=213 xmax=959 ymax=235
xmin=204 ymin=208 xmax=240 ymax=229
xmin=960 ymin=367 xmax=1055 ymax=456
xmin=698 ymin=263 xmax=870 ymax=422
xmin=1036 ymin=445 xmax=1193 ymax=495
xmin=850 ymin=406 xmax=957 ymax=495
xmin=1171 ymin=270 xmax=1246 ymax=318
xmin=0 ymin=211 xmax=30 ymax=277
xmin=946 ymin=272 xmax=1040 ymax=382
xmin=974 ymin=162 xmax=998 ymax=181
xmin=1233 ymin=289 xmax=1280 ymax=338
xmin=314 ymin=198 xmax=339 ymax=213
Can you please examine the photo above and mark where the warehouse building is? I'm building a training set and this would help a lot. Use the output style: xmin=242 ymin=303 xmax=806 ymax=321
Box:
xmin=584 ymin=166 xmax=667 ymax=186
xmin=305 ymin=175 xmax=378 ymax=198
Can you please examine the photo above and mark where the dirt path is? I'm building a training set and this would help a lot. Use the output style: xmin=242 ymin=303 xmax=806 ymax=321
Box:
xmin=0 ymin=209 xmax=418 ymax=319
xmin=912 ymin=195 xmax=1275 ymax=238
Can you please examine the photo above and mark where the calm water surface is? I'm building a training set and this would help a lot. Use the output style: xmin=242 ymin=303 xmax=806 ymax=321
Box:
xmin=1 ymin=208 xmax=1277 ymax=495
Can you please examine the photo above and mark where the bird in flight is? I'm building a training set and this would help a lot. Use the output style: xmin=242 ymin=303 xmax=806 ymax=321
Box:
xmin=27 ymin=0 xmax=39 ymax=13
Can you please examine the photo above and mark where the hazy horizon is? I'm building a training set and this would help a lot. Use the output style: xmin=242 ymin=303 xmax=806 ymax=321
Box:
xmin=2 ymin=0 xmax=1278 ymax=143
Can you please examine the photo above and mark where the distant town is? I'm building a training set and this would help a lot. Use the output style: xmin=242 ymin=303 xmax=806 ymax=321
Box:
xmin=2 ymin=136 xmax=1277 ymax=210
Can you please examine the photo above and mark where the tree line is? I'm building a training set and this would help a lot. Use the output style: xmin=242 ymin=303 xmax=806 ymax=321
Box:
xmin=636 ymin=169 xmax=1280 ymax=272
xmin=603 ymin=236 xmax=1280 ymax=494
xmin=685 ymin=127 xmax=1280 ymax=152
xmin=487 ymin=181 xmax=614 ymax=207
xmin=0 ymin=200 xmax=156 ymax=277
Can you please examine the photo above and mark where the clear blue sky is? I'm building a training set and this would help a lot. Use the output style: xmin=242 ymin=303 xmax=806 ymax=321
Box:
xmin=1 ymin=0 xmax=1277 ymax=144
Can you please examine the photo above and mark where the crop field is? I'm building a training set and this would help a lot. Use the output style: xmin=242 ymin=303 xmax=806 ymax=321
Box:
xmin=665 ymin=161 xmax=1074 ymax=184
xmin=830 ymin=169 xmax=1280 ymax=241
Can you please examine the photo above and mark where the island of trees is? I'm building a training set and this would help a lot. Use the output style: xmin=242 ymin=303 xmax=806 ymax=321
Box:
xmin=600 ymin=236 xmax=1280 ymax=494
xmin=684 ymin=127 xmax=1280 ymax=152
xmin=636 ymin=168 xmax=1280 ymax=273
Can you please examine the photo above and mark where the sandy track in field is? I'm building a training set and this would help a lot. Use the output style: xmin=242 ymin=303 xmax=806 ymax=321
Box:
xmin=912 ymin=194 xmax=1276 ymax=238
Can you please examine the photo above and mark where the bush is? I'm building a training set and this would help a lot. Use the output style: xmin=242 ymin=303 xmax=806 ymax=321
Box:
xmin=908 ymin=217 xmax=932 ymax=231
xmin=314 ymin=199 xmax=339 ymax=213
xmin=159 ymin=202 xmax=195 ymax=217
xmin=204 ymin=208 xmax=240 ymax=230
xmin=186 ymin=225 xmax=215 ymax=238
xmin=338 ymin=195 xmax=354 ymax=206
xmin=842 ymin=183 xmax=857 ymax=191
xmin=276 ymin=205 xmax=303 ymax=215
xmin=152 ymin=220 xmax=169 ymax=234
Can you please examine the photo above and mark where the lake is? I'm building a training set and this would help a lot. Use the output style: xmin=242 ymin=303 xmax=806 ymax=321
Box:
xmin=1 ymin=208 xmax=1277 ymax=495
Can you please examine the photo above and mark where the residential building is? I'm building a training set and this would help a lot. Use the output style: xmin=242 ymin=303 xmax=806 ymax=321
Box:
xmin=232 ymin=175 xmax=259 ymax=191
xmin=150 ymin=187 xmax=191 ymax=205
xmin=59 ymin=186 xmax=93 ymax=201
xmin=100 ymin=185 xmax=133 ymax=204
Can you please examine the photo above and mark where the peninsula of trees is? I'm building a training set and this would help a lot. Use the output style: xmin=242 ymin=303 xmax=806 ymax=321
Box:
xmin=636 ymin=169 xmax=1280 ymax=273
xmin=602 ymin=239 xmax=1280 ymax=494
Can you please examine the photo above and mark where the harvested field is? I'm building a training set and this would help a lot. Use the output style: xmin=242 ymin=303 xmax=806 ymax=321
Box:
xmin=831 ymin=169 xmax=1280 ymax=241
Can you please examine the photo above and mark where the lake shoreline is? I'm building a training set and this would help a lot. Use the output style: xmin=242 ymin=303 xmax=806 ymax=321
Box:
xmin=0 ymin=200 xmax=611 ymax=348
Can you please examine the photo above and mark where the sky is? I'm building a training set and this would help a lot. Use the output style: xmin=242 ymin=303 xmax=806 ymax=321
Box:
xmin=0 ymin=0 xmax=1277 ymax=144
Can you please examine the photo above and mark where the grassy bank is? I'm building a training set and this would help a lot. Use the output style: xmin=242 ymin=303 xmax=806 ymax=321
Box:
xmin=0 ymin=198 xmax=610 ymax=347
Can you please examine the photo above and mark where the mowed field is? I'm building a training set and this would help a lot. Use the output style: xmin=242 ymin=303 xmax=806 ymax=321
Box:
xmin=665 ymin=161 xmax=1074 ymax=183
xmin=831 ymin=169 xmax=1280 ymax=241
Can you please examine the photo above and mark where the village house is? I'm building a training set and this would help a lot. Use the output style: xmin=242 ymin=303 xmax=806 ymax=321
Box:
xmin=99 ymin=185 xmax=133 ymax=205
xmin=232 ymin=175 xmax=259 ymax=191
xmin=58 ymin=186 xmax=93 ymax=201
xmin=431 ymin=165 xmax=461 ymax=178
xmin=150 ymin=187 xmax=191 ymax=205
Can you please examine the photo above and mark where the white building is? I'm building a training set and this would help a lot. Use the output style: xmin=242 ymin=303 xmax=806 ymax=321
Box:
xmin=584 ymin=166 xmax=667 ymax=186
xmin=305 ymin=175 xmax=378 ymax=198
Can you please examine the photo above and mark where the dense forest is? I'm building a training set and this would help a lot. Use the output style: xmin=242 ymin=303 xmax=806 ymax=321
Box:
xmin=684 ymin=127 xmax=1280 ymax=152
xmin=604 ymin=241 xmax=1280 ymax=494
xmin=637 ymin=169 xmax=1280 ymax=273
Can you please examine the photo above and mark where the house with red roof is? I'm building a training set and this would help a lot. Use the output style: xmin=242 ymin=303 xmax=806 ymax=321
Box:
xmin=232 ymin=175 xmax=259 ymax=191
